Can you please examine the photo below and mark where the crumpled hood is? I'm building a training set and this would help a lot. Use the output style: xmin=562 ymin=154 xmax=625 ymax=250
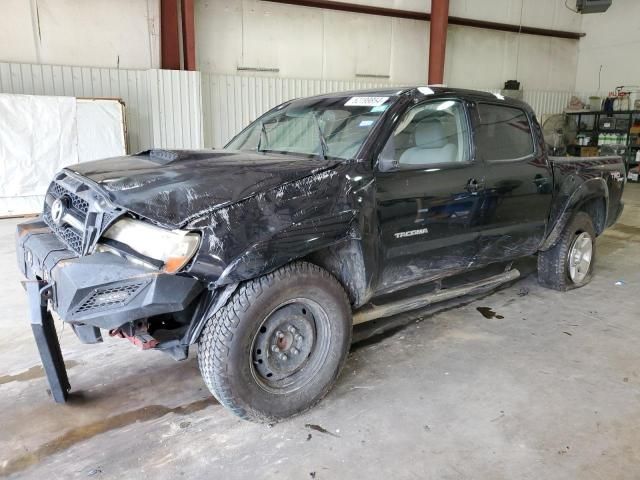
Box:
xmin=68 ymin=149 xmax=340 ymax=228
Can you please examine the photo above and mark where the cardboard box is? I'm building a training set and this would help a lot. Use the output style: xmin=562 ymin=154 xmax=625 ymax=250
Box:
xmin=581 ymin=146 xmax=599 ymax=157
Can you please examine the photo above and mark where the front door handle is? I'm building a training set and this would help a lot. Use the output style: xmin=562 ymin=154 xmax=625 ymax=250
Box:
xmin=466 ymin=178 xmax=485 ymax=193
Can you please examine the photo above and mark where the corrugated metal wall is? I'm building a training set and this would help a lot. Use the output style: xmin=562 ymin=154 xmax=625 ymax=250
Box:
xmin=147 ymin=69 xmax=203 ymax=150
xmin=201 ymin=73 xmax=595 ymax=148
xmin=0 ymin=63 xmax=594 ymax=152
xmin=201 ymin=73 xmax=403 ymax=148
xmin=0 ymin=62 xmax=203 ymax=152
xmin=523 ymin=90 xmax=594 ymax=120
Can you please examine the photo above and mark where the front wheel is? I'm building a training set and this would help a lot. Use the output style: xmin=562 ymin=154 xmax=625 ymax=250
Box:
xmin=198 ymin=261 xmax=352 ymax=423
xmin=538 ymin=211 xmax=596 ymax=291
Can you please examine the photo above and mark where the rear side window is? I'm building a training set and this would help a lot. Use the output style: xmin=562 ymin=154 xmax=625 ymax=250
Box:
xmin=475 ymin=103 xmax=534 ymax=161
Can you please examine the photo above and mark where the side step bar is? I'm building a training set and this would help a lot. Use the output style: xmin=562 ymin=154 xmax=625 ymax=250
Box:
xmin=353 ymin=268 xmax=520 ymax=325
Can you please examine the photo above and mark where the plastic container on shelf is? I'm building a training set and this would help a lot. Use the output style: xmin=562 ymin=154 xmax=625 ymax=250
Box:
xmin=589 ymin=96 xmax=601 ymax=111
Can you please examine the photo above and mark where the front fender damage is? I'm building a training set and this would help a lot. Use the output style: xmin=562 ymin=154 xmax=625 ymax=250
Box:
xmin=185 ymin=164 xmax=362 ymax=287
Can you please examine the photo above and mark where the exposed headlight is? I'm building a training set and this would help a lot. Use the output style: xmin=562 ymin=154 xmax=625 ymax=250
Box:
xmin=101 ymin=217 xmax=200 ymax=273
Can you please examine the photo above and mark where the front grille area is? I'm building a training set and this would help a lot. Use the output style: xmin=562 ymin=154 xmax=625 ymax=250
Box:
xmin=50 ymin=221 xmax=83 ymax=253
xmin=43 ymin=184 xmax=86 ymax=253
xmin=49 ymin=181 xmax=89 ymax=213
xmin=73 ymin=282 xmax=147 ymax=315
xmin=42 ymin=171 xmax=119 ymax=255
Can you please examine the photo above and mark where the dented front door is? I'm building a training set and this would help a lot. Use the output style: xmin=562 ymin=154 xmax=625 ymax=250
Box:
xmin=374 ymin=165 xmax=488 ymax=295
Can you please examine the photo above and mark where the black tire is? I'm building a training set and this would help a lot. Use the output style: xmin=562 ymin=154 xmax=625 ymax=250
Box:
xmin=538 ymin=211 xmax=596 ymax=291
xmin=198 ymin=261 xmax=352 ymax=423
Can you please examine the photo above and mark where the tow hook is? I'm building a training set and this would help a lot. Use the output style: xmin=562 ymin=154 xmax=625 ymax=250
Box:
xmin=109 ymin=326 xmax=159 ymax=350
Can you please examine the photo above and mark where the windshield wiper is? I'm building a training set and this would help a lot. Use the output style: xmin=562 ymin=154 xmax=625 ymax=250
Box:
xmin=256 ymin=121 xmax=268 ymax=153
xmin=312 ymin=113 xmax=329 ymax=160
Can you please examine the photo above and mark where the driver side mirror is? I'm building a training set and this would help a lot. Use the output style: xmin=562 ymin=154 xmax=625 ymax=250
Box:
xmin=377 ymin=154 xmax=398 ymax=172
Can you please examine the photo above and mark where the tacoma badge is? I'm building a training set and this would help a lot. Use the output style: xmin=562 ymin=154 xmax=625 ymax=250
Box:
xmin=394 ymin=228 xmax=429 ymax=239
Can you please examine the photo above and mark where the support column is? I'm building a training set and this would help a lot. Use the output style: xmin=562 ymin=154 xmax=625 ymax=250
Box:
xmin=428 ymin=0 xmax=449 ymax=85
xmin=181 ymin=0 xmax=196 ymax=70
xmin=161 ymin=0 xmax=181 ymax=70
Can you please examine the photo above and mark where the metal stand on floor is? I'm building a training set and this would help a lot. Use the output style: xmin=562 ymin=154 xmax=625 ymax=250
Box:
xmin=26 ymin=281 xmax=70 ymax=403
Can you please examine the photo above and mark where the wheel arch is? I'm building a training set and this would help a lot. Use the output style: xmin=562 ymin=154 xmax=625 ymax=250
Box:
xmin=304 ymin=238 xmax=372 ymax=308
xmin=540 ymin=177 xmax=609 ymax=251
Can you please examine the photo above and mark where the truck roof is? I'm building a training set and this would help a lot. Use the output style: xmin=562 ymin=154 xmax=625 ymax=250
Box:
xmin=308 ymin=86 xmax=533 ymax=113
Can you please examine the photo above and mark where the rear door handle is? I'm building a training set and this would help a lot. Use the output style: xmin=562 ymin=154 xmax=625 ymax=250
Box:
xmin=466 ymin=178 xmax=485 ymax=193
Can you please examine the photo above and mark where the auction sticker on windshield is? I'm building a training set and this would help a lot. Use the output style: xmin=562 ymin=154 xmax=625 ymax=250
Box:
xmin=345 ymin=96 xmax=389 ymax=107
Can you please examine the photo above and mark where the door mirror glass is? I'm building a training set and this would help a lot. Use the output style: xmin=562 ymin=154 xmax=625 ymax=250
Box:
xmin=377 ymin=133 xmax=398 ymax=172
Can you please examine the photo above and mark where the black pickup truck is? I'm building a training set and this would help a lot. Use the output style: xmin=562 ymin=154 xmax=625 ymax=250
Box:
xmin=16 ymin=87 xmax=625 ymax=422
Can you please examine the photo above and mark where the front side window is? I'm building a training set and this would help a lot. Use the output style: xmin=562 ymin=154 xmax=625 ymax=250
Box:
xmin=381 ymin=99 xmax=470 ymax=168
xmin=226 ymin=96 xmax=393 ymax=160
xmin=475 ymin=103 xmax=534 ymax=161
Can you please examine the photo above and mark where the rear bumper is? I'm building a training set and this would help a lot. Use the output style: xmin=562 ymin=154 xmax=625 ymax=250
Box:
xmin=16 ymin=218 xmax=204 ymax=332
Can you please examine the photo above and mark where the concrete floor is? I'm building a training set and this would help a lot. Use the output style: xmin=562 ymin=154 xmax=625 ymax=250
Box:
xmin=1 ymin=185 xmax=639 ymax=480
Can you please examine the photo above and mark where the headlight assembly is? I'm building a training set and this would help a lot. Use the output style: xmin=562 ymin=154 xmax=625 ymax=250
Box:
xmin=101 ymin=217 xmax=200 ymax=273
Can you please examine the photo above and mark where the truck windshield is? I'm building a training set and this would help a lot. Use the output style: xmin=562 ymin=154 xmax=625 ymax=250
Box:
xmin=225 ymin=95 xmax=394 ymax=160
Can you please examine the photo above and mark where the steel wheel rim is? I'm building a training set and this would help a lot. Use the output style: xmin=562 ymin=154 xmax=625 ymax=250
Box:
xmin=568 ymin=232 xmax=593 ymax=284
xmin=250 ymin=298 xmax=331 ymax=394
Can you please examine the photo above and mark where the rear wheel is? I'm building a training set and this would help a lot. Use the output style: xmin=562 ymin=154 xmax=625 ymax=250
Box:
xmin=538 ymin=211 xmax=596 ymax=291
xmin=198 ymin=261 xmax=352 ymax=423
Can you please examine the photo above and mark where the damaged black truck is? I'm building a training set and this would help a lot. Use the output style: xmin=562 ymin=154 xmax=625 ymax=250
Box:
xmin=16 ymin=87 xmax=625 ymax=422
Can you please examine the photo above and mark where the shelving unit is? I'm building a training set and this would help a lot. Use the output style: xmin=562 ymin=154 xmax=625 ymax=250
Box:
xmin=565 ymin=110 xmax=640 ymax=167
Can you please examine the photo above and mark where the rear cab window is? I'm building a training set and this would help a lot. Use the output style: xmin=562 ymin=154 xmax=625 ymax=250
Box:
xmin=475 ymin=103 xmax=535 ymax=161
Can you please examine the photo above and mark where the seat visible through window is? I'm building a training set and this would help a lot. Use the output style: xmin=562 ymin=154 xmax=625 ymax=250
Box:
xmin=382 ymin=99 xmax=469 ymax=168
xmin=399 ymin=119 xmax=458 ymax=165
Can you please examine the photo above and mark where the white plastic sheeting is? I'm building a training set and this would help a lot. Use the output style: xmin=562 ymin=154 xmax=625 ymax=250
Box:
xmin=0 ymin=93 xmax=126 ymax=216
xmin=77 ymin=99 xmax=126 ymax=163
xmin=0 ymin=94 xmax=78 ymax=216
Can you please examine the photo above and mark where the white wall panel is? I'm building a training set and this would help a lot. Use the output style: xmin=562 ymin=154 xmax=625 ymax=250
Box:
xmin=575 ymin=0 xmax=640 ymax=93
xmin=0 ymin=63 xmax=203 ymax=153
xmin=0 ymin=0 xmax=38 ymax=64
xmin=0 ymin=0 xmax=160 ymax=70
xmin=195 ymin=0 xmax=582 ymax=91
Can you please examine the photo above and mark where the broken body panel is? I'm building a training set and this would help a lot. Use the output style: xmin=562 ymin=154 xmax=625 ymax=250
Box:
xmin=16 ymin=87 xmax=625 ymax=402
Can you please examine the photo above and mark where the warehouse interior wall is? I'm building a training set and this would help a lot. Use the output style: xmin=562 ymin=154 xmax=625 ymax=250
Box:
xmin=0 ymin=0 xmax=584 ymax=91
xmin=196 ymin=0 xmax=583 ymax=91
xmin=0 ymin=0 xmax=161 ymax=70
xmin=575 ymin=0 xmax=640 ymax=94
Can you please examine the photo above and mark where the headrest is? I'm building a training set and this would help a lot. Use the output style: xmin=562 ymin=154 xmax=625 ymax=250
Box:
xmin=415 ymin=119 xmax=447 ymax=148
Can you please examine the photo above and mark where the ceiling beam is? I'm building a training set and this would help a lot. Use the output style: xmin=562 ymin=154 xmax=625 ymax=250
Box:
xmin=262 ymin=0 xmax=585 ymax=40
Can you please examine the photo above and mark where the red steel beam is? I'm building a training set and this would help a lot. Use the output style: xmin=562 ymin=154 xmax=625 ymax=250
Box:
xmin=181 ymin=0 xmax=196 ymax=70
xmin=428 ymin=0 xmax=449 ymax=84
xmin=161 ymin=0 xmax=181 ymax=70
xmin=262 ymin=0 xmax=585 ymax=40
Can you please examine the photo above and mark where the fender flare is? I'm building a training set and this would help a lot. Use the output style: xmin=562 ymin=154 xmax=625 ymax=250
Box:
xmin=539 ymin=177 xmax=609 ymax=251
